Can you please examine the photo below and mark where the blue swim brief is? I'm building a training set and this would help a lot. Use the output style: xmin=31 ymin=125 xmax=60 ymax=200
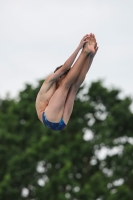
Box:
xmin=42 ymin=112 xmax=66 ymax=131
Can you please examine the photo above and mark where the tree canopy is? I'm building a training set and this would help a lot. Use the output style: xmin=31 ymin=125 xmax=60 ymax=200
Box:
xmin=0 ymin=80 xmax=133 ymax=200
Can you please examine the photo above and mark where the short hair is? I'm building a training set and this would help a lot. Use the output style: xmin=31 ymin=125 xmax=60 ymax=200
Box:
xmin=54 ymin=65 xmax=63 ymax=73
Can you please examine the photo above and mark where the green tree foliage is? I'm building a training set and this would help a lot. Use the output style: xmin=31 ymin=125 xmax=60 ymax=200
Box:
xmin=0 ymin=80 xmax=133 ymax=200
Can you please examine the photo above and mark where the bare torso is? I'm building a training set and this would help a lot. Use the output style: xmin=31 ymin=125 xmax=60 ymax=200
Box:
xmin=36 ymin=70 xmax=69 ymax=122
xmin=36 ymin=78 xmax=57 ymax=121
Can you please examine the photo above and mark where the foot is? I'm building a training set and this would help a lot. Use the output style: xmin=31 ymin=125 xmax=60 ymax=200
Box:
xmin=83 ymin=34 xmax=97 ymax=54
xmin=90 ymin=42 xmax=98 ymax=58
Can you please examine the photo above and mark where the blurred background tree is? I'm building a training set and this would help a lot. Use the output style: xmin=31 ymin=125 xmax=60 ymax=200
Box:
xmin=0 ymin=80 xmax=133 ymax=200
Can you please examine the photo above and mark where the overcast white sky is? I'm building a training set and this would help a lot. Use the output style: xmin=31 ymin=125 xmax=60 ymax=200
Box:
xmin=0 ymin=0 xmax=133 ymax=99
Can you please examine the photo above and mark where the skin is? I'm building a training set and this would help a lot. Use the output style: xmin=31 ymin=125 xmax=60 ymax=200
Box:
xmin=36 ymin=34 xmax=98 ymax=125
xmin=56 ymin=70 xmax=70 ymax=87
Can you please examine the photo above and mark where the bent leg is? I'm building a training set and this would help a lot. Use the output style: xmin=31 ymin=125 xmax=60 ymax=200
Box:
xmin=62 ymin=51 xmax=98 ymax=124
xmin=44 ymin=50 xmax=89 ymax=123
xmin=62 ymin=49 xmax=89 ymax=88
xmin=62 ymin=55 xmax=93 ymax=124
xmin=74 ymin=54 xmax=93 ymax=88
xmin=45 ymin=38 xmax=97 ymax=124
xmin=45 ymin=85 xmax=69 ymax=123
xmin=62 ymin=34 xmax=97 ymax=89
xmin=74 ymin=41 xmax=98 ymax=89
xmin=62 ymin=83 xmax=77 ymax=124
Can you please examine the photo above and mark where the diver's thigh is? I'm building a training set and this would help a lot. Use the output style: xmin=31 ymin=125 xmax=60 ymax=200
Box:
xmin=45 ymin=86 xmax=69 ymax=122
xmin=63 ymin=85 xmax=77 ymax=124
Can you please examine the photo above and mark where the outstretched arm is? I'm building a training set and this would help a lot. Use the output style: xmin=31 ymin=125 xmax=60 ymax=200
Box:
xmin=48 ymin=34 xmax=90 ymax=82
xmin=63 ymin=34 xmax=90 ymax=68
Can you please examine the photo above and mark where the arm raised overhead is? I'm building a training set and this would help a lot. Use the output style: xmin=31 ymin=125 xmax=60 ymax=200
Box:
xmin=48 ymin=34 xmax=90 ymax=83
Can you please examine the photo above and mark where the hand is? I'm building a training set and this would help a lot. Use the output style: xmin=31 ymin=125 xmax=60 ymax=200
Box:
xmin=78 ymin=34 xmax=90 ymax=49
